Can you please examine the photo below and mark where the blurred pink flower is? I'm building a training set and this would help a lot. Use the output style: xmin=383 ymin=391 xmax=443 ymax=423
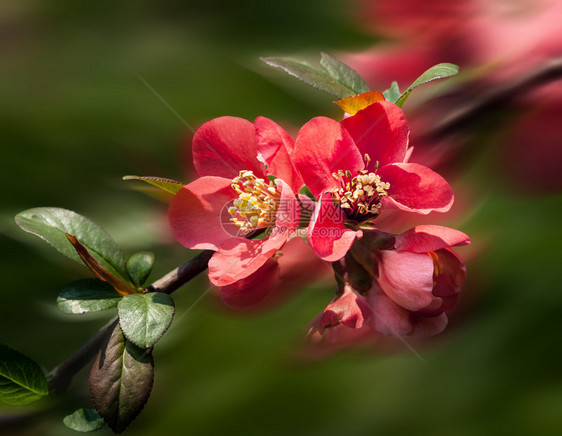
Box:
xmin=345 ymin=0 xmax=562 ymax=188
xmin=306 ymin=225 xmax=470 ymax=347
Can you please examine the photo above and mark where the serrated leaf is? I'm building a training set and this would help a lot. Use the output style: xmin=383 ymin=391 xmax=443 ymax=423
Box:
xmin=118 ymin=293 xmax=174 ymax=349
xmin=383 ymin=81 xmax=401 ymax=103
xmin=63 ymin=408 xmax=105 ymax=432
xmin=126 ymin=252 xmax=155 ymax=287
xmin=89 ymin=323 xmax=154 ymax=434
xmin=396 ymin=63 xmax=459 ymax=107
xmin=0 ymin=344 xmax=48 ymax=406
xmin=57 ymin=279 xmax=122 ymax=314
xmin=122 ymin=176 xmax=184 ymax=196
xmin=15 ymin=208 xmax=130 ymax=285
xmin=319 ymin=52 xmax=370 ymax=95
xmin=261 ymin=57 xmax=357 ymax=98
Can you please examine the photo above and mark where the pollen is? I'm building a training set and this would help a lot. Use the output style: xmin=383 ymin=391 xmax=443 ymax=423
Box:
xmin=330 ymin=154 xmax=390 ymax=223
xmin=229 ymin=170 xmax=280 ymax=232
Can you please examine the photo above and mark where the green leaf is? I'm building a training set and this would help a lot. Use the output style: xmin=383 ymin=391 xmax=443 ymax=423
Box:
xmin=383 ymin=81 xmax=401 ymax=103
xmin=319 ymin=52 xmax=370 ymax=95
xmin=0 ymin=344 xmax=48 ymax=406
xmin=15 ymin=208 xmax=130 ymax=285
xmin=89 ymin=323 xmax=154 ymax=434
xmin=118 ymin=293 xmax=174 ymax=348
xmin=63 ymin=408 xmax=105 ymax=432
xmin=57 ymin=279 xmax=122 ymax=314
xmin=395 ymin=63 xmax=459 ymax=107
xmin=299 ymin=185 xmax=314 ymax=200
xmin=126 ymin=252 xmax=155 ymax=287
xmin=122 ymin=176 xmax=184 ymax=195
xmin=261 ymin=57 xmax=357 ymax=98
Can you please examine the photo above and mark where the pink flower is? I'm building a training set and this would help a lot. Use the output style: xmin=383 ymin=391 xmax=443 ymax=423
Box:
xmin=292 ymin=101 xmax=454 ymax=261
xmin=373 ymin=225 xmax=470 ymax=336
xmin=169 ymin=116 xmax=303 ymax=286
xmin=306 ymin=225 xmax=469 ymax=345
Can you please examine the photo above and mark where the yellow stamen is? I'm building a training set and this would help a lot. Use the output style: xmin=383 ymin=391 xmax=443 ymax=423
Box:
xmin=229 ymin=170 xmax=281 ymax=232
xmin=330 ymin=155 xmax=390 ymax=223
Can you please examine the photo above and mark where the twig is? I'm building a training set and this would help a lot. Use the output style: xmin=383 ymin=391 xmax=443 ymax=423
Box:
xmin=47 ymin=318 xmax=118 ymax=393
xmin=428 ymin=57 xmax=562 ymax=140
xmin=148 ymin=250 xmax=214 ymax=295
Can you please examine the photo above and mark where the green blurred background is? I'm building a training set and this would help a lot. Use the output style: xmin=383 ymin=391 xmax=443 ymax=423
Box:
xmin=2 ymin=1 xmax=561 ymax=435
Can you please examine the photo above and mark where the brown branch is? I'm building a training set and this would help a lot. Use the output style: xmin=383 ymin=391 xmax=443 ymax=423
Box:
xmin=46 ymin=250 xmax=213 ymax=393
xmin=147 ymin=250 xmax=214 ymax=295
xmin=47 ymin=318 xmax=118 ymax=393
xmin=428 ymin=56 xmax=562 ymax=140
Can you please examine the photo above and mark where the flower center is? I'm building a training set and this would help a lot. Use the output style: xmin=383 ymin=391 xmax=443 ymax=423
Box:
xmin=228 ymin=170 xmax=280 ymax=231
xmin=330 ymin=155 xmax=390 ymax=223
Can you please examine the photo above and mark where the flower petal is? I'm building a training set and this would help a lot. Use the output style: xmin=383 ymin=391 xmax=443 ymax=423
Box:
xmin=308 ymin=194 xmax=361 ymax=262
xmin=169 ymin=176 xmax=240 ymax=250
xmin=379 ymin=162 xmax=454 ymax=214
xmin=293 ymin=117 xmax=363 ymax=198
xmin=377 ymin=250 xmax=435 ymax=311
xmin=428 ymin=247 xmax=466 ymax=314
xmin=341 ymin=101 xmax=409 ymax=169
xmin=334 ymin=91 xmax=386 ymax=115
xmin=220 ymin=258 xmax=280 ymax=309
xmin=395 ymin=225 xmax=470 ymax=253
xmin=369 ymin=287 xmax=413 ymax=336
xmin=255 ymin=116 xmax=303 ymax=193
xmin=208 ymin=238 xmax=274 ymax=287
xmin=409 ymin=313 xmax=448 ymax=338
xmin=321 ymin=284 xmax=372 ymax=330
xmin=193 ymin=116 xmax=265 ymax=179
xmin=369 ymin=285 xmax=448 ymax=338
xmin=274 ymin=178 xmax=300 ymax=231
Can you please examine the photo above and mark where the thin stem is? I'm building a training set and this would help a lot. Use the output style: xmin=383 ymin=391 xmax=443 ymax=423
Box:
xmin=147 ymin=250 xmax=214 ymax=295
xmin=428 ymin=57 xmax=562 ymax=139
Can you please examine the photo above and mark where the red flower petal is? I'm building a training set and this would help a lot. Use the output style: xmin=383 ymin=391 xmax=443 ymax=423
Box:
xmin=409 ymin=313 xmax=448 ymax=338
xmin=377 ymin=250 xmax=435 ymax=311
xmin=220 ymin=258 xmax=280 ymax=309
xmin=273 ymin=178 xmax=300 ymax=232
xmin=169 ymin=176 xmax=240 ymax=250
xmin=369 ymin=288 xmax=413 ymax=336
xmin=321 ymin=284 xmax=372 ymax=330
xmin=255 ymin=116 xmax=303 ymax=194
xmin=308 ymin=194 xmax=361 ymax=262
xmin=425 ymin=247 xmax=465 ymax=314
xmin=208 ymin=238 xmax=275 ymax=287
xmin=341 ymin=101 xmax=409 ymax=170
xmin=192 ymin=116 xmax=266 ymax=179
xmin=293 ymin=117 xmax=363 ymax=198
xmin=369 ymin=286 xmax=448 ymax=338
xmin=378 ymin=162 xmax=454 ymax=214
xmin=395 ymin=225 xmax=470 ymax=253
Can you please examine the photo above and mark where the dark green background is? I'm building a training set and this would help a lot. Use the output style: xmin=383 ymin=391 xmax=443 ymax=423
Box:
xmin=2 ymin=1 xmax=561 ymax=435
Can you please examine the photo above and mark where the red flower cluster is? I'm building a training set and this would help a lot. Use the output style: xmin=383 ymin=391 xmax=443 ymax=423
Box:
xmin=169 ymin=100 xmax=469 ymax=346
